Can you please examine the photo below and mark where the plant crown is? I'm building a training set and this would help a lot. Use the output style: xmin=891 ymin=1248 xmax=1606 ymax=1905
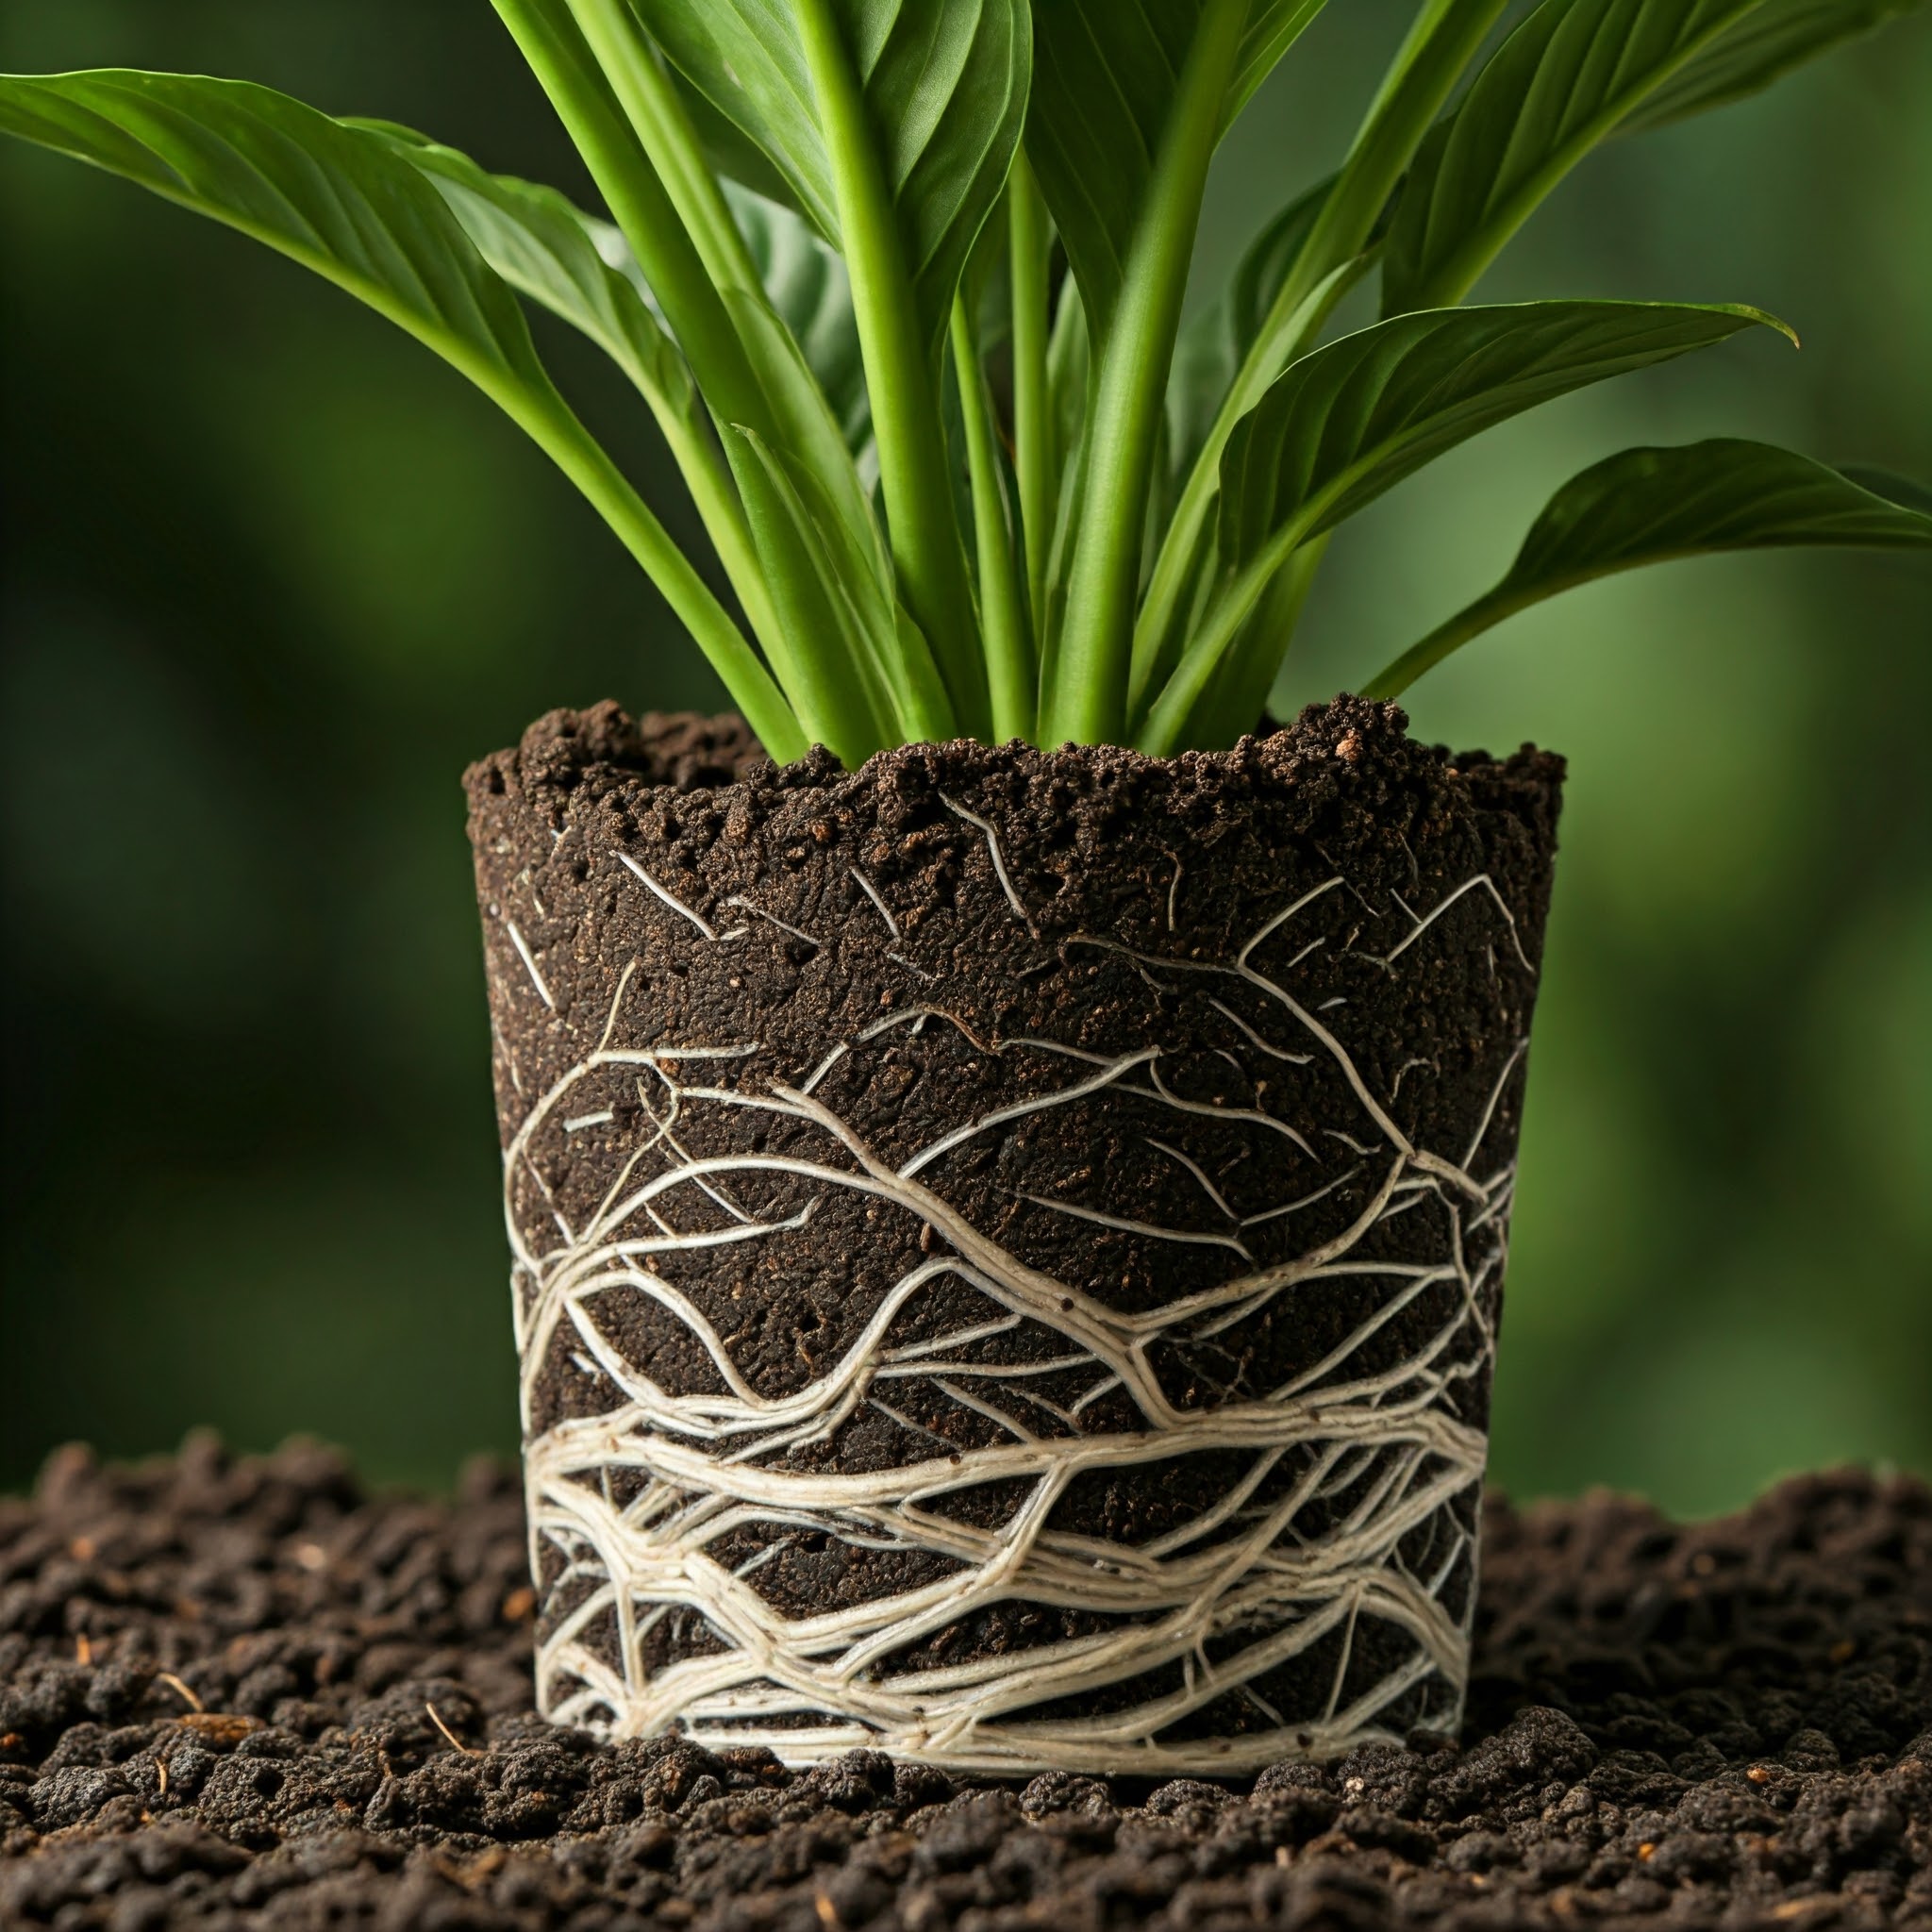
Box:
xmin=5 ymin=0 xmax=1929 ymax=764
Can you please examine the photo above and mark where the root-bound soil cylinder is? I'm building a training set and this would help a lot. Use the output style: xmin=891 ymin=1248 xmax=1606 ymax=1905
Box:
xmin=464 ymin=697 xmax=1564 ymax=1776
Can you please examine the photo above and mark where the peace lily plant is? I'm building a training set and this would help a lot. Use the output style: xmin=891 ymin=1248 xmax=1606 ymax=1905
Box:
xmin=15 ymin=0 xmax=1931 ymax=1776
xmin=6 ymin=3 xmax=1929 ymax=767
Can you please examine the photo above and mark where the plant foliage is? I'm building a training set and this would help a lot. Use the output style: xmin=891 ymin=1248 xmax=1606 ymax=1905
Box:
xmin=3 ymin=0 xmax=1928 ymax=759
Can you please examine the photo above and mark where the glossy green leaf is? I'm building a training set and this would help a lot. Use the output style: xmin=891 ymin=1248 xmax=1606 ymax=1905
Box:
xmin=1384 ymin=0 xmax=1762 ymax=312
xmin=0 ymin=66 xmax=805 ymax=759
xmin=359 ymin=123 xmax=691 ymax=414
xmin=2 ymin=72 xmax=548 ymax=390
xmin=1134 ymin=1 xmax=1506 ymax=724
xmin=1362 ymin=439 xmax=1932 ymax=695
xmin=391 ymin=149 xmax=868 ymax=463
xmin=1136 ymin=298 xmax=1787 ymax=751
xmin=628 ymin=0 xmax=1028 ymax=359
xmin=1218 ymin=301 xmax=1789 ymax=568
xmin=1229 ymin=3 xmax=1334 ymax=123
xmin=1386 ymin=0 xmax=1929 ymax=313
xmin=1840 ymin=464 xmax=1932 ymax=517
xmin=1622 ymin=0 xmax=1927 ymax=128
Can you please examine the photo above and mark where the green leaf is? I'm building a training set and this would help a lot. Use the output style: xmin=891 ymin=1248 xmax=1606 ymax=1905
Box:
xmin=1362 ymin=439 xmax=1932 ymax=696
xmin=1025 ymin=0 xmax=1326 ymax=345
xmin=1135 ymin=1 xmax=1507 ymax=725
xmin=1840 ymin=464 xmax=1932 ymax=517
xmin=0 ymin=66 xmax=807 ymax=759
xmin=1219 ymin=299 xmax=1790 ymax=567
xmin=1622 ymin=0 xmax=1928 ymax=128
xmin=2 ymin=71 xmax=548 ymax=391
xmin=666 ymin=66 xmax=817 ymax=217
xmin=1383 ymin=0 xmax=1759 ymax=312
xmin=1136 ymin=297 xmax=1789 ymax=752
xmin=1385 ymin=0 xmax=1930 ymax=313
xmin=629 ymin=0 xmax=1029 ymax=360
xmin=371 ymin=134 xmax=871 ymax=470
xmin=358 ymin=122 xmax=692 ymax=415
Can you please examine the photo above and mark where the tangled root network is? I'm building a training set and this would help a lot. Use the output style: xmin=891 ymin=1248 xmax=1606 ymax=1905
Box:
xmin=502 ymin=797 xmax=1530 ymax=1775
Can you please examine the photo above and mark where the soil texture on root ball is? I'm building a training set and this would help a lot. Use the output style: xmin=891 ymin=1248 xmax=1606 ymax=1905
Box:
xmin=465 ymin=700 xmax=1564 ymax=1757
xmin=2 ymin=1441 xmax=1928 ymax=1928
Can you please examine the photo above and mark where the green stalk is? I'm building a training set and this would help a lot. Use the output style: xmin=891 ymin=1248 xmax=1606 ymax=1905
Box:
xmin=498 ymin=0 xmax=882 ymax=756
xmin=493 ymin=0 xmax=777 ymax=655
xmin=1132 ymin=0 xmax=1507 ymax=710
xmin=561 ymin=0 xmax=764 ymax=301
xmin=515 ymin=388 xmax=806 ymax=761
xmin=492 ymin=0 xmax=767 ymax=445
xmin=794 ymin=0 xmax=989 ymax=740
xmin=1184 ymin=537 xmax=1327 ymax=749
xmin=1136 ymin=514 xmax=1322 ymax=757
xmin=1038 ymin=0 xmax=1248 ymax=748
xmin=634 ymin=375 xmax=782 ymax=659
xmin=950 ymin=297 xmax=1035 ymax=743
xmin=1129 ymin=256 xmax=1362 ymax=714
xmin=576 ymin=15 xmax=953 ymax=756
xmin=1008 ymin=147 xmax=1054 ymax=641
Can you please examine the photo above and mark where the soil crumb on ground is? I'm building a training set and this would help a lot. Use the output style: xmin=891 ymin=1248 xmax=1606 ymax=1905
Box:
xmin=2 ymin=1438 xmax=1926 ymax=1929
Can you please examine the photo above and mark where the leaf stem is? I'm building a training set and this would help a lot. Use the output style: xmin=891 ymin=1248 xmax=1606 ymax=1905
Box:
xmin=1137 ymin=525 xmax=1310 ymax=757
xmin=951 ymin=296 xmax=1035 ymax=743
xmin=561 ymin=0 xmax=764 ymax=300
xmin=512 ymin=389 xmax=807 ymax=760
xmin=794 ymin=0 xmax=989 ymax=741
xmin=1039 ymin=0 xmax=1248 ymax=748
xmin=492 ymin=0 xmax=767 ymax=442
xmin=1187 ymin=536 xmax=1327 ymax=748
xmin=1129 ymin=256 xmax=1361 ymax=713
xmin=1008 ymin=147 xmax=1054 ymax=642
xmin=1131 ymin=0 xmax=1507 ymax=721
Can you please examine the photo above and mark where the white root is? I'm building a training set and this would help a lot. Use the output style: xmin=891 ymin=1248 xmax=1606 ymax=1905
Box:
xmin=498 ymin=814 xmax=1531 ymax=1774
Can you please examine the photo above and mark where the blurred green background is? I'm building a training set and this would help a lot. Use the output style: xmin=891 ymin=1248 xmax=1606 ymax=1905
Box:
xmin=3 ymin=3 xmax=1926 ymax=1515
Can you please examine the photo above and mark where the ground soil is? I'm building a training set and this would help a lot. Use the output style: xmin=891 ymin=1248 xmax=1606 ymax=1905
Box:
xmin=2 ymin=1439 xmax=1926 ymax=1928
xmin=464 ymin=703 xmax=1564 ymax=1740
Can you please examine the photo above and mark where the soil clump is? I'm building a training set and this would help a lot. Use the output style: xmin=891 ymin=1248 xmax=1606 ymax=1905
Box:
xmin=3 ymin=1438 xmax=1927 ymax=1927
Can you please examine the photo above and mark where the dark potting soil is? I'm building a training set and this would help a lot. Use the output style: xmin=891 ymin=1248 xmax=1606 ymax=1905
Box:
xmin=3 ymin=1440 xmax=1928 ymax=1929
xmin=464 ymin=702 xmax=1564 ymax=1742
xmin=466 ymin=696 xmax=1563 ymax=1451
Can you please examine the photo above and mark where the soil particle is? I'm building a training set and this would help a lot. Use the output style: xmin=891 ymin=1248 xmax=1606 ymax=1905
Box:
xmin=3 ymin=1441 xmax=1926 ymax=1926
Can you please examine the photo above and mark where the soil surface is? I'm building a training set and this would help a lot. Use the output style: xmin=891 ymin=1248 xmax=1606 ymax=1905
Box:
xmin=3 ymin=1440 xmax=1927 ymax=1928
xmin=464 ymin=703 xmax=1564 ymax=1750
